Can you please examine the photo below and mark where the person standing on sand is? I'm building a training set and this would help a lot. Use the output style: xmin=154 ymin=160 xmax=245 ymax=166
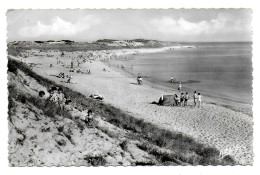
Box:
xmin=193 ymin=91 xmax=198 ymax=107
xmin=184 ymin=92 xmax=189 ymax=107
xmin=180 ymin=93 xmax=185 ymax=106
xmin=174 ymin=94 xmax=179 ymax=106
xmin=177 ymin=95 xmax=181 ymax=106
xmin=198 ymin=93 xmax=202 ymax=108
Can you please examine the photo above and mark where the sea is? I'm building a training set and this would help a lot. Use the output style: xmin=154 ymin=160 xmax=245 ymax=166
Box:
xmin=110 ymin=42 xmax=253 ymax=104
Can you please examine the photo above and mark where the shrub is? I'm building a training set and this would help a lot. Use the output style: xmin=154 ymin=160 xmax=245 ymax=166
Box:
xmin=8 ymin=59 xmax=18 ymax=74
xmin=83 ymin=155 xmax=106 ymax=166
xmin=119 ymin=140 xmax=128 ymax=151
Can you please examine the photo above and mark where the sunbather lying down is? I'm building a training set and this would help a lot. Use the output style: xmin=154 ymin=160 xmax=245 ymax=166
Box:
xmin=90 ymin=94 xmax=104 ymax=100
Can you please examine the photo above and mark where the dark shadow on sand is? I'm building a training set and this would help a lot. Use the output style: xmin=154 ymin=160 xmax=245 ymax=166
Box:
xmin=130 ymin=82 xmax=141 ymax=85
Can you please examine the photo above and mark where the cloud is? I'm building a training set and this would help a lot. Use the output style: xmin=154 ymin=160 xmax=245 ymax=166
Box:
xmin=18 ymin=16 xmax=101 ymax=38
xmin=10 ymin=10 xmax=250 ymax=42
xmin=149 ymin=13 xmax=249 ymax=37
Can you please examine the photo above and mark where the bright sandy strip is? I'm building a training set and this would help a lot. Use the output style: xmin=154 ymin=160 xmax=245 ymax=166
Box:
xmin=12 ymin=47 xmax=253 ymax=165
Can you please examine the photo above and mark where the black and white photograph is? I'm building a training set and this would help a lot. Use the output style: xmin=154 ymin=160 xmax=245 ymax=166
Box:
xmin=5 ymin=7 xmax=254 ymax=167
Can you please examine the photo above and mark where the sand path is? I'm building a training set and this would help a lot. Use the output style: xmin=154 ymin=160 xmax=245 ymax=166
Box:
xmin=19 ymin=52 xmax=253 ymax=165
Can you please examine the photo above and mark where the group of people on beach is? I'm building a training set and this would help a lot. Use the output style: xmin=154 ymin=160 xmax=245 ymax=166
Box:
xmin=70 ymin=68 xmax=91 ymax=74
xmin=176 ymin=81 xmax=203 ymax=107
xmin=136 ymin=73 xmax=203 ymax=108
xmin=51 ymin=55 xmax=93 ymax=84
xmin=173 ymin=91 xmax=202 ymax=108
xmin=56 ymin=72 xmax=73 ymax=83
xmin=39 ymin=86 xmax=94 ymax=124
xmin=39 ymin=87 xmax=66 ymax=109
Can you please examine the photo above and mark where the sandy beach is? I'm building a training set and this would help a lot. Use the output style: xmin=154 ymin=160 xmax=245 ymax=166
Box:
xmin=10 ymin=46 xmax=253 ymax=165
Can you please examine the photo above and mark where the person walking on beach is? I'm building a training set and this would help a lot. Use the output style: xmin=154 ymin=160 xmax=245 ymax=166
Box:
xmin=184 ymin=92 xmax=189 ymax=107
xmin=193 ymin=91 xmax=198 ymax=107
xmin=178 ymin=82 xmax=182 ymax=92
xmin=198 ymin=93 xmax=202 ymax=108
xmin=137 ymin=73 xmax=142 ymax=85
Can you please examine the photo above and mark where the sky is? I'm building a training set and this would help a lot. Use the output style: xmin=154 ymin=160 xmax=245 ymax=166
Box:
xmin=6 ymin=9 xmax=252 ymax=42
